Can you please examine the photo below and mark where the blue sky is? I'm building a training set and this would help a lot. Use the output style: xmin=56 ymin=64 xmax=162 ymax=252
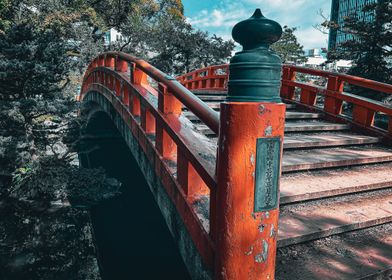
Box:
xmin=182 ymin=0 xmax=331 ymax=50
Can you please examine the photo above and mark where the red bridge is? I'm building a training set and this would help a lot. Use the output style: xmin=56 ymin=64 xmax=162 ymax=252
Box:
xmin=79 ymin=10 xmax=392 ymax=280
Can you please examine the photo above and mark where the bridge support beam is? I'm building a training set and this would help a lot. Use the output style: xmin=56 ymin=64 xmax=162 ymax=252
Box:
xmin=215 ymin=9 xmax=285 ymax=279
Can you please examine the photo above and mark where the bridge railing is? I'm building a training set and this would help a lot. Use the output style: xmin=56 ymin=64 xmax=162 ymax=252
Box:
xmin=178 ymin=64 xmax=392 ymax=139
xmin=176 ymin=65 xmax=228 ymax=91
xmin=81 ymin=51 xmax=220 ymax=268
xmin=281 ymin=65 xmax=392 ymax=139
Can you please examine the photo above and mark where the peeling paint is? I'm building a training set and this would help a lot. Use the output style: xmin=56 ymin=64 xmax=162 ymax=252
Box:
xmin=264 ymin=126 xmax=273 ymax=136
xmin=245 ymin=246 xmax=254 ymax=256
xmin=270 ymin=224 xmax=275 ymax=238
xmin=259 ymin=105 xmax=265 ymax=115
xmin=265 ymin=211 xmax=270 ymax=219
xmin=255 ymin=253 xmax=263 ymax=263
xmin=258 ymin=224 xmax=265 ymax=233
xmin=255 ymin=240 xmax=269 ymax=264
xmin=250 ymin=153 xmax=255 ymax=166
xmin=262 ymin=240 xmax=269 ymax=262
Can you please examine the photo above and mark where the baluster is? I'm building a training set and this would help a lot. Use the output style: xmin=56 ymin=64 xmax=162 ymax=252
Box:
xmin=133 ymin=66 xmax=148 ymax=86
xmin=325 ymin=75 xmax=344 ymax=115
xmin=206 ymin=67 xmax=212 ymax=89
xmin=176 ymin=150 xmax=208 ymax=201
xmin=300 ymin=88 xmax=317 ymax=106
xmin=104 ymin=55 xmax=115 ymax=68
xmin=115 ymin=79 xmax=121 ymax=97
xmin=122 ymin=84 xmax=130 ymax=107
xmin=353 ymin=104 xmax=375 ymax=127
xmin=116 ymin=57 xmax=128 ymax=72
xmin=156 ymin=83 xmax=182 ymax=160
xmin=141 ymin=106 xmax=155 ymax=134
xmin=98 ymin=55 xmax=105 ymax=67
xmin=280 ymin=66 xmax=296 ymax=100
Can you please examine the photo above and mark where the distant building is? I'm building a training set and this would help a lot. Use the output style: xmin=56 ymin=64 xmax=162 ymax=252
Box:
xmin=302 ymin=48 xmax=328 ymax=68
xmin=305 ymin=48 xmax=328 ymax=59
xmin=302 ymin=48 xmax=352 ymax=71
xmin=104 ymin=28 xmax=126 ymax=46
xmin=328 ymin=0 xmax=378 ymax=50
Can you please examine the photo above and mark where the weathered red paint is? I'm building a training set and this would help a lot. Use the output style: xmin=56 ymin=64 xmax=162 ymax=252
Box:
xmin=80 ymin=53 xmax=218 ymax=271
xmin=215 ymin=102 xmax=285 ymax=280
xmin=80 ymin=51 xmax=392 ymax=279
xmin=179 ymin=62 xmax=392 ymax=139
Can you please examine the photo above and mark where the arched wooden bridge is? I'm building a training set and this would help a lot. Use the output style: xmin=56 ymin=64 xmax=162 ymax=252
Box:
xmin=79 ymin=11 xmax=392 ymax=280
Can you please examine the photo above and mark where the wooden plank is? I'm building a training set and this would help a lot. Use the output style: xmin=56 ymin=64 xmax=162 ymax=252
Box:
xmin=193 ymin=122 xmax=352 ymax=138
xmin=278 ymin=190 xmax=392 ymax=247
xmin=184 ymin=111 xmax=322 ymax=122
xmin=276 ymin=223 xmax=392 ymax=280
xmin=286 ymin=112 xmax=323 ymax=120
xmin=281 ymin=163 xmax=392 ymax=204
xmin=286 ymin=122 xmax=350 ymax=132
xmin=283 ymin=146 xmax=392 ymax=172
xmin=284 ymin=132 xmax=380 ymax=149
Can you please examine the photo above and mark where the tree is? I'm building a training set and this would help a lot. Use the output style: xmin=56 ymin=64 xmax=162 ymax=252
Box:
xmin=112 ymin=2 xmax=234 ymax=75
xmin=327 ymin=1 xmax=392 ymax=100
xmin=271 ymin=26 xmax=306 ymax=64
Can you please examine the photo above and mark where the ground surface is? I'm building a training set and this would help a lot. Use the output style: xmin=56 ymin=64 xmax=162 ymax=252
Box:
xmin=0 ymin=176 xmax=101 ymax=280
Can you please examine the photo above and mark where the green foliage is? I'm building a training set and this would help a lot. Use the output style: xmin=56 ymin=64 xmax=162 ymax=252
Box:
xmin=328 ymin=1 xmax=392 ymax=100
xmin=116 ymin=11 xmax=235 ymax=75
xmin=271 ymin=26 xmax=306 ymax=64
xmin=9 ymin=156 xmax=121 ymax=206
xmin=0 ymin=0 xmax=233 ymax=188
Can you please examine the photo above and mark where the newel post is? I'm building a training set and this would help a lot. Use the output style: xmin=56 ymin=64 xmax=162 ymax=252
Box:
xmin=215 ymin=9 xmax=285 ymax=280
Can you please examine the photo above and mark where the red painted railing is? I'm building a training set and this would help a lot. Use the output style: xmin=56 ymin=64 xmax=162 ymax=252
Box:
xmin=80 ymin=52 xmax=219 ymax=269
xmin=176 ymin=65 xmax=229 ymax=92
xmin=178 ymin=64 xmax=392 ymax=139
xmin=81 ymin=53 xmax=392 ymax=277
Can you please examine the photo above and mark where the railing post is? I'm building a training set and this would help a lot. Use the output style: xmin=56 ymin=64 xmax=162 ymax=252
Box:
xmin=280 ymin=66 xmax=296 ymax=100
xmin=116 ymin=57 xmax=128 ymax=72
xmin=325 ymin=75 xmax=344 ymax=115
xmin=215 ymin=9 xmax=285 ymax=280
xmin=156 ymin=83 xmax=182 ymax=160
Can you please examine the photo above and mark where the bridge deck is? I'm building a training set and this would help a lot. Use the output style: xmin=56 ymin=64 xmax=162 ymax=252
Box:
xmin=187 ymin=90 xmax=392 ymax=280
xmin=81 ymin=54 xmax=392 ymax=279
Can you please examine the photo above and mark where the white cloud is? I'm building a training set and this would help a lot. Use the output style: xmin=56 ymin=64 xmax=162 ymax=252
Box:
xmin=296 ymin=27 xmax=329 ymax=49
xmin=186 ymin=0 xmax=331 ymax=49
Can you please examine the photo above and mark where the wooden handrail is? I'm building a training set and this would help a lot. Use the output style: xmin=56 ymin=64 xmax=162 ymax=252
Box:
xmin=178 ymin=63 xmax=392 ymax=138
xmin=286 ymin=65 xmax=392 ymax=95
xmin=106 ymin=52 xmax=219 ymax=133
xmin=80 ymin=52 xmax=219 ymax=269
xmin=178 ymin=64 xmax=392 ymax=96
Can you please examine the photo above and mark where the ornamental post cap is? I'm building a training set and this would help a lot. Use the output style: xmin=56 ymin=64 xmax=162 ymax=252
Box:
xmin=232 ymin=8 xmax=283 ymax=50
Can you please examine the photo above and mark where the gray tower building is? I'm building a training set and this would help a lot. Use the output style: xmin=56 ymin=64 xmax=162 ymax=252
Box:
xmin=328 ymin=0 xmax=379 ymax=50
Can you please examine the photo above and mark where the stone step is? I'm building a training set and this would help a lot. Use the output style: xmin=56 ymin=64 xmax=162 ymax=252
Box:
xmin=282 ymin=146 xmax=392 ymax=172
xmin=276 ymin=223 xmax=392 ymax=280
xmin=183 ymin=111 xmax=321 ymax=122
xmin=280 ymin=163 xmax=392 ymax=204
xmin=195 ymin=95 xmax=226 ymax=101
xmin=277 ymin=189 xmax=392 ymax=247
xmin=286 ymin=111 xmax=323 ymax=120
xmin=285 ymin=121 xmax=350 ymax=132
xmin=284 ymin=132 xmax=380 ymax=149
xmin=193 ymin=121 xmax=351 ymax=137
xmin=185 ymin=102 xmax=296 ymax=113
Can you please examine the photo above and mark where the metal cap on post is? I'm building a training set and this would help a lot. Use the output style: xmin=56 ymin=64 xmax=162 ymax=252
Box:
xmin=227 ymin=8 xmax=283 ymax=102
xmin=215 ymin=9 xmax=285 ymax=280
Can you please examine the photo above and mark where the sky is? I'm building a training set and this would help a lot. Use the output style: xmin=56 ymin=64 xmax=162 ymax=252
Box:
xmin=182 ymin=0 xmax=332 ymax=50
